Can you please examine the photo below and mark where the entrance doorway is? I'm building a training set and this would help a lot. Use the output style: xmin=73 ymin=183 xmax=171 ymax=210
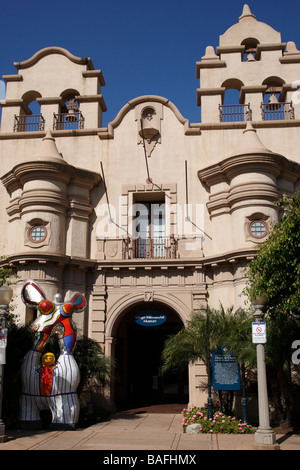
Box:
xmin=114 ymin=303 xmax=188 ymax=411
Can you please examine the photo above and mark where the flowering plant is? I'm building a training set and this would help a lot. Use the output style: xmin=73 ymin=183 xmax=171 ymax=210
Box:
xmin=181 ymin=403 xmax=255 ymax=434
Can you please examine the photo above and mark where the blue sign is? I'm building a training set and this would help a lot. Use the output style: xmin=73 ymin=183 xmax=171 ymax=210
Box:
xmin=135 ymin=310 xmax=167 ymax=327
xmin=212 ymin=348 xmax=240 ymax=391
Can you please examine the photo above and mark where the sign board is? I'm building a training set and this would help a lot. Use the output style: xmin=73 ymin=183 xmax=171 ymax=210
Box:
xmin=0 ymin=327 xmax=7 ymax=349
xmin=135 ymin=310 xmax=167 ymax=327
xmin=0 ymin=327 xmax=7 ymax=365
xmin=212 ymin=348 xmax=240 ymax=391
xmin=252 ymin=322 xmax=267 ymax=344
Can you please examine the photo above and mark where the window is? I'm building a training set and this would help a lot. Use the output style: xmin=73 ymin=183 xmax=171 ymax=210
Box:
xmin=29 ymin=225 xmax=47 ymax=243
xmin=133 ymin=201 xmax=165 ymax=258
xmin=249 ymin=220 xmax=268 ymax=238
xmin=25 ymin=219 xmax=50 ymax=248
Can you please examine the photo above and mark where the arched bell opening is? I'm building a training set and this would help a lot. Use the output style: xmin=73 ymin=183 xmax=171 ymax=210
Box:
xmin=241 ymin=37 xmax=260 ymax=62
xmin=261 ymin=77 xmax=291 ymax=120
xmin=53 ymin=89 xmax=84 ymax=130
xmin=14 ymin=90 xmax=44 ymax=132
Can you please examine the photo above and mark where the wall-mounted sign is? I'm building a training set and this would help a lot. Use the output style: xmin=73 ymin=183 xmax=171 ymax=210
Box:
xmin=135 ymin=310 xmax=167 ymax=327
xmin=212 ymin=348 xmax=240 ymax=391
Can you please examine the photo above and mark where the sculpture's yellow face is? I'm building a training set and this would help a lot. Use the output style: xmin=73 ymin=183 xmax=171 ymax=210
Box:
xmin=42 ymin=352 xmax=55 ymax=367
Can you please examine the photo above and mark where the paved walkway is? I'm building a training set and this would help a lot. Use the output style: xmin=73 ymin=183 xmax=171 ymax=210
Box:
xmin=1 ymin=413 xmax=300 ymax=451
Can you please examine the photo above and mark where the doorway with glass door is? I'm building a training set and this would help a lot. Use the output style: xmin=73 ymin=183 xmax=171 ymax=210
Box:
xmin=134 ymin=200 xmax=165 ymax=259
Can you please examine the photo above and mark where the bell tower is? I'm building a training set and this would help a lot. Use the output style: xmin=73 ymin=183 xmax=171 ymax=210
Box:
xmin=196 ymin=4 xmax=300 ymax=123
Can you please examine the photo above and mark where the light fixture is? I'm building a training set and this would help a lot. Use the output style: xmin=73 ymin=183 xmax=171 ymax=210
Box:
xmin=253 ymin=294 xmax=266 ymax=308
xmin=0 ymin=285 xmax=13 ymax=306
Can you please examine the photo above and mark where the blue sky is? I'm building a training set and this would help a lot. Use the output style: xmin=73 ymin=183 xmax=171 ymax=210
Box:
xmin=1 ymin=0 xmax=300 ymax=125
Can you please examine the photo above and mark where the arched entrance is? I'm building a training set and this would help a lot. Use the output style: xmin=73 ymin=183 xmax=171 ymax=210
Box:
xmin=112 ymin=301 xmax=188 ymax=411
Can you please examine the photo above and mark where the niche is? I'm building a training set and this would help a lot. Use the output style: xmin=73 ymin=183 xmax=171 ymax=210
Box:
xmin=135 ymin=103 xmax=163 ymax=157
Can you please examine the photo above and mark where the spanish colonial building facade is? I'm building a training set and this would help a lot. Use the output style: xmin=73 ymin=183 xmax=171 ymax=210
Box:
xmin=1 ymin=5 xmax=300 ymax=410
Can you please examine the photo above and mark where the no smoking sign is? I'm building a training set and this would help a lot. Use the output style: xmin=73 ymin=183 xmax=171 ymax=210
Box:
xmin=252 ymin=322 xmax=267 ymax=344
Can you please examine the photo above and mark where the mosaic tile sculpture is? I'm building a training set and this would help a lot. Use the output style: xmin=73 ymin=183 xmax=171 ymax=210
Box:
xmin=19 ymin=279 xmax=86 ymax=429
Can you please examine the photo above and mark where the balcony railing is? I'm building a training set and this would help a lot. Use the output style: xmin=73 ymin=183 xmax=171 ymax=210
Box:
xmin=124 ymin=237 xmax=177 ymax=259
xmin=261 ymin=102 xmax=295 ymax=121
xmin=219 ymin=104 xmax=252 ymax=122
xmin=53 ymin=111 xmax=84 ymax=130
xmin=14 ymin=114 xmax=45 ymax=132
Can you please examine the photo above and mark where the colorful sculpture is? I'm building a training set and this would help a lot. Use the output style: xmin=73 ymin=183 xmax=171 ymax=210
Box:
xmin=20 ymin=279 xmax=86 ymax=429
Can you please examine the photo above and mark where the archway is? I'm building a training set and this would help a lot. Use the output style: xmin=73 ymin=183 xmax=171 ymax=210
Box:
xmin=112 ymin=300 xmax=188 ymax=411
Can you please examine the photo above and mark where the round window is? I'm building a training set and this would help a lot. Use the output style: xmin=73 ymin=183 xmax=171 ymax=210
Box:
xmin=249 ymin=220 xmax=268 ymax=238
xmin=29 ymin=225 xmax=47 ymax=243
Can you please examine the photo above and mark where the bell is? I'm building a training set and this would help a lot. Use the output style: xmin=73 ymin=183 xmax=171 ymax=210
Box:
xmin=266 ymin=93 xmax=280 ymax=110
xmin=246 ymin=52 xmax=255 ymax=62
xmin=65 ymin=109 xmax=78 ymax=122
xmin=65 ymin=98 xmax=79 ymax=122
xmin=244 ymin=46 xmax=256 ymax=62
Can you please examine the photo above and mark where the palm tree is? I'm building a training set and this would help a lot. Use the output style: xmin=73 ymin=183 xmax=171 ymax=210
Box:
xmin=162 ymin=305 xmax=255 ymax=417
xmin=162 ymin=305 xmax=255 ymax=372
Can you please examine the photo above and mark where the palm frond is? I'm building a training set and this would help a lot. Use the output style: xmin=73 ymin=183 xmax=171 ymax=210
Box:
xmin=162 ymin=305 xmax=256 ymax=371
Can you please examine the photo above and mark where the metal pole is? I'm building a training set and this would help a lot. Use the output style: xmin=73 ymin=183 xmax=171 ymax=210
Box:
xmin=0 ymin=305 xmax=8 ymax=443
xmin=207 ymin=346 xmax=213 ymax=419
xmin=241 ymin=363 xmax=249 ymax=424
xmin=0 ymin=363 xmax=5 ymax=442
xmin=253 ymin=304 xmax=277 ymax=448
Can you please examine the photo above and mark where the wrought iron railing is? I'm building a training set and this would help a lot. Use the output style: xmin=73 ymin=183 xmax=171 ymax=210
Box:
xmin=261 ymin=102 xmax=295 ymax=121
xmin=219 ymin=104 xmax=252 ymax=122
xmin=53 ymin=111 xmax=84 ymax=130
xmin=14 ymin=114 xmax=45 ymax=132
xmin=123 ymin=237 xmax=177 ymax=259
